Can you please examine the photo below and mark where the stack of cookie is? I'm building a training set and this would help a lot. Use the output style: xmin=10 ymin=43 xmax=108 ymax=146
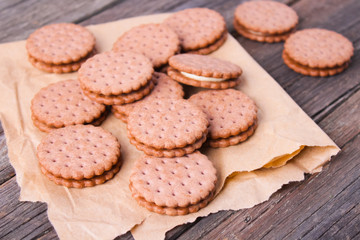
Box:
xmin=26 ymin=23 xmax=96 ymax=73
xmin=37 ymin=125 xmax=122 ymax=188
xmin=31 ymin=79 xmax=107 ymax=132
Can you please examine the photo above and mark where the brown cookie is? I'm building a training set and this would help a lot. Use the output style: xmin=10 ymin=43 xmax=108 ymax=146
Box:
xmin=31 ymin=79 xmax=106 ymax=131
xmin=283 ymin=28 xmax=354 ymax=76
xmin=129 ymin=151 xmax=217 ymax=215
xmin=41 ymin=158 xmax=122 ymax=188
xmin=32 ymin=108 xmax=109 ymax=133
xmin=186 ymin=31 xmax=228 ymax=55
xmin=168 ymin=54 xmax=242 ymax=89
xmin=234 ymin=1 xmax=298 ymax=43
xmin=26 ymin=23 xmax=96 ymax=72
xmin=82 ymin=78 xmax=155 ymax=105
xmin=189 ymin=89 xmax=258 ymax=147
xmin=127 ymin=98 xmax=208 ymax=157
xmin=112 ymin=72 xmax=184 ymax=122
xmin=28 ymin=49 xmax=96 ymax=74
xmin=37 ymin=125 xmax=121 ymax=182
xmin=113 ymin=24 xmax=180 ymax=68
xmin=164 ymin=8 xmax=227 ymax=53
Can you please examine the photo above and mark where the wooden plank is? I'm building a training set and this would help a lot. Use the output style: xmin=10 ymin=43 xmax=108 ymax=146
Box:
xmin=0 ymin=0 xmax=118 ymax=42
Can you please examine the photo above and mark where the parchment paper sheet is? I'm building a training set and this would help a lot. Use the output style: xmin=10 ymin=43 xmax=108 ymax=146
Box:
xmin=0 ymin=13 xmax=339 ymax=240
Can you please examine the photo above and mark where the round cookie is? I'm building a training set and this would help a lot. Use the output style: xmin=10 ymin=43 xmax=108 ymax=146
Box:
xmin=127 ymin=98 xmax=209 ymax=157
xmin=168 ymin=54 xmax=242 ymax=89
xmin=283 ymin=28 xmax=354 ymax=76
xmin=26 ymin=23 xmax=95 ymax=65
xmin=234 ymin=1 xmax=298 ymax=42
xmin=188 ymin=89 xmax=258 ymax=147
xmin=164 ymin=8 xmax=227 ymax=53
xmin=112 ymin=72 xmax=184 ymax=123
xmin=129 ymin=151 xmax=217 ymax=215
xmin=113 ymin=24 xmax=180 ymax=68
xmin=31 ymin=79 xmax=106 ymax=130
xmin=37 ymin=125 xmax=121 ymax=181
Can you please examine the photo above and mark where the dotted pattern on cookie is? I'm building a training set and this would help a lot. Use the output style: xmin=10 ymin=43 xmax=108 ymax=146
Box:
xmin=127 ymin=98 xmax=209 ymax=150
xmin=82 ymin=78 xmax=155 ymax=105
xmin=26 ymin=23 xmax=95 ymax=65
xmin=41 ymin=158 xmax=122 ymax=188
xmin=130 ymin=151 xmax=217 ymax=208
xmin=233 ymin=19 xmax=292 ymax=43
xmin=112 ymin=72 xmax=184 ymax=119
xmin=169 ymin=54 xmax=242 ymax=78
xmin=167 ymin=67 xmax=241 ymax=89
xmin=37 ymin=125 xmax=121 ymax=180
xmin=186 ymin=31 xmax=228 ymax=55
xmin=188 ymin=89 xmax=257 ymax=139
xmin=234 ymin=1 xmax=298 ymax=34
xmin=164 ymin=8 xmax=226 ymax=51
xmin=78 ymin=51 xmax=154 ymax=95
xmin=284 ymin=28 xmax=354 ymax=68
xmin=113 ymin=24 xmax=180 ymax=68
xmin=31 ymin=79 xmax=106 ymax=128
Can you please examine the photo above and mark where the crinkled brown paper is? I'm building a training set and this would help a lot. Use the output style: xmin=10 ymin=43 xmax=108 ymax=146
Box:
xmin=0 ymin=13 xmax=339 ymax=240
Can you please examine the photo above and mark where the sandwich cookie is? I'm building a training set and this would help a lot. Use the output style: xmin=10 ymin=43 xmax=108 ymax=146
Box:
xmin=189 ymin=89 xmax=258 ymax=148
xmin=234 ymin=1 xmax=298 ymax=43
xmin=283 ymin=28 xmax=354 ymax=77
xmin=168 ymin=54 xmax=242 ymax=89
xmin=37 ymin=125 xmax=121 ymax=188
xmin=26 ymin=23 xmax=96 ymax=73
xmin=164 ymin=8 xmax=227 ymax=54
xmin=127 ymin=98 xmax=209 ymax=157
xmin=78 ymin=51 xmax=154 ymax=105
xmin=31 ymin=79 xmax=107 ymax=132
xmin=113 ymin=23 xmax=180 ymax=68
xmin=129 ymin=151 xmax=217 ymax=215
xmin=112 ymin=72 xmax=184 ymax=123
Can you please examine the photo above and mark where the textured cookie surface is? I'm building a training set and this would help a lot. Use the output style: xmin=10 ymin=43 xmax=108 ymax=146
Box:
xmin=31 ymin=79 xmax=106 ymax=128
xmin=127 ymin=98 xmax=208 ymax=150
xmin=189 ymin=89 xmax=257 ymax=139
xmin=112 ymin=72 xmax=184 ymax=119
xmin=130 ymin=151 xmax=217 ymax=209
xmin=78 ymin=51 xmax=153 ymax=95
xmin=234 ymin=1 xmax=298 ymax=34
xmin=187 ymin=31 xmax=228 ymax=55
xmin=26 ymin=23 xmax=95 ymax=64
xmin=164 ymin=8 xmax=226 ymax=51
xmin=113 ymin=24 xmax=180 ymax=68
xmin=284 ymin=28 xmax=354 ymax=68
xmin=169 ymin=54 xmax=242 ymax=78
xmin=37 ymin=125 xmax=121 ymax=180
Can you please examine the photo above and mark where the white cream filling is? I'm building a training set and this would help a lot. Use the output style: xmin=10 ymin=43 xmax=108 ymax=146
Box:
xmin=180 ymin=71 xmax=226 ymax=82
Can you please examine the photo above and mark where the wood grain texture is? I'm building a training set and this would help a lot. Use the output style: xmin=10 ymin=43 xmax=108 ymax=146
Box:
xmin=0 ymin=0 xmax=359 ymax=239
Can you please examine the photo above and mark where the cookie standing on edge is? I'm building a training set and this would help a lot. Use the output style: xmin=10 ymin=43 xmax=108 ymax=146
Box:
xmin=127 ymin=98 xmax=209 ymax=157
xmin=167 ymin=54 xmax=242 ymax=89
xmin=113 ymin=24 xmax=180 ymax=68
xmin=112 ymin=72 xmax=184 ymax=123
xmin=189 ymin=89 xmax=258 ymax=148
xmin=31 ymin=79 xmax=107 ymax=132
xmin=37 ymin=125 xmax=122 ymax=188
xmin=78 ymin=51 xmax=154 ymax=105
xmin=164 ymin=8 xmax=228 ymax=54
xmin=283 ymin=28 xmax=354 ymax=77
xmin=26 ymin=23 xmax=96 ymax=73
xmin=129 ymin=151 xmax=217 ymax=216
xmin=234 ymin=1 xmax=298 ymax=43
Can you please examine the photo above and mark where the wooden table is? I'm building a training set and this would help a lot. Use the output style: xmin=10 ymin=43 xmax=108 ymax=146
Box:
xmin=1 ymin=0 xmax=359 ymax=239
